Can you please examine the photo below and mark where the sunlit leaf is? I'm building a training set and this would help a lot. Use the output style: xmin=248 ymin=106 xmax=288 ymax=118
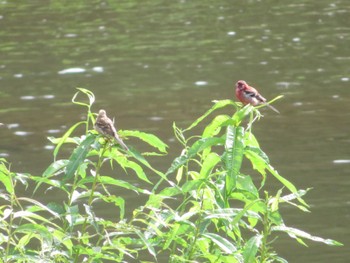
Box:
xmin=121 ymin=130 xmax=168 ymax=153
xmin=18 ymin=197 xmax=60 ymax=218
xmin=185 ymin=99 xmax=237 ymax=131
xmin=202 ymin=233 xmax=237 ymax=254
xmin=224 ymin=126 xmax=245 ymax=195
xmin=99 ymin=176 xmax=148 ymax=194
xmin=42 ymin=159 xmax=69 ymax=178
xmin=72 ymin=87 xmax=95 ymax=107
xmin=15 ymin=223 xmax=53 ymax=245
xmin=202 ymin=115 xmax=232 ymax=138
xmin=128 ymin=147 xmax=172 ymax=190
xmin=232 ymin=104 xmax=254 ymax=125
xmin=166 ymin=137 xmax=223 ymax=176
xmin=272 ymin=225 xmax=343 ymax=246
xmin=135 ymin=229 xmax=157 ymax=259
xmin=52 ymin=229 xmax=73 ymax=253
xmin=244 ymin=146 xmax=269 ymax=185
xmin=0 ymin=162 xmax=13 ymax=194
xmin=244 ymin=131 xmax=260 ymax=148
xmin=267 ymin=165 xmax=309 ymax=208
xmin=199 ymin=152 xmax=221 ymax=179
xmin=243 ymin=235 xmax=262 ymax=263
xmin=159 ymin=186 xmax=182 ymax=197
xmin=112 ymin=154 xmax=152 ymax=184
xmin=100 ymin=195 xmax=125 ymax=220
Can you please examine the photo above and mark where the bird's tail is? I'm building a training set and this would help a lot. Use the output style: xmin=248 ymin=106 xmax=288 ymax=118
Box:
xmin=266 ymin=104 xmax=280 ymax=114
xmin=115 ymin=135 xmax=129 ymax=151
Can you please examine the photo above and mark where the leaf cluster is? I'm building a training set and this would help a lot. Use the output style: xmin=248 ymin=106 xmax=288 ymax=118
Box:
xmin=0 ymin=89 xmax=342 ymax=262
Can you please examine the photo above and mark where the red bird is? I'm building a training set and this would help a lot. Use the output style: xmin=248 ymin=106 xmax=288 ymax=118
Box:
xmin=235 ymin=80 xmax=279 ymax=113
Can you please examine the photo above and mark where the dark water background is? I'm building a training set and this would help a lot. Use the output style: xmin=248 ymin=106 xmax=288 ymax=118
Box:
xmin=0 ymin=1 xmax=349 ymax=262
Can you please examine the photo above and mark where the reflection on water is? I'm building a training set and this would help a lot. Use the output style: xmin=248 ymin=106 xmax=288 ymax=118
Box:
xmin=0 ymin=0 xmax=349 ymax=261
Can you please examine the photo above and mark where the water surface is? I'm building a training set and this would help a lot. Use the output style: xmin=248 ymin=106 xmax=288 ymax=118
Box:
xmin=0 ymin=1 xmax=349 ymax=261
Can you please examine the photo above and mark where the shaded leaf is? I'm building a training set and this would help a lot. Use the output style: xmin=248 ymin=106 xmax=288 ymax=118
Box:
xmin=64 ymin=133 xmax=96 ymax=182
xmin=52 ymin=121 xmax=86 ymax=159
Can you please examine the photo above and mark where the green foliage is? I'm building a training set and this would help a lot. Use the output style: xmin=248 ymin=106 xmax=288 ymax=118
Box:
xmin=0 ymin=90 xmax=342 ymax=262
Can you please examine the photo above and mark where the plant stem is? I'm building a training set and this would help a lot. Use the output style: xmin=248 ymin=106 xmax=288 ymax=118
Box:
xmin=260 ymin=194 xmax=271 ymax=262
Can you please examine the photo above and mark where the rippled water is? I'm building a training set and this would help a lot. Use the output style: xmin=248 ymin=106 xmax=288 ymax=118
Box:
xmin=1 ymin=1 xmax=349 ymax=261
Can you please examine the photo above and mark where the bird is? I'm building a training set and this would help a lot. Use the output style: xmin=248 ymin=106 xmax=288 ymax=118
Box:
xmin=235 ymin=80 xmax=279 ymax=113
xmin=94 ymin=109 xmax=129 ymax=150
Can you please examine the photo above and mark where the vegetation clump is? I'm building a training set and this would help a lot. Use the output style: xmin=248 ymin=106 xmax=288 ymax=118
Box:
xmin=0 ymin=89 xmax=342 ymax=262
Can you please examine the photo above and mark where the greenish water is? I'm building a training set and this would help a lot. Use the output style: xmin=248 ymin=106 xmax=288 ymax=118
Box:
xmin=0 ymin=1 xmax=349 ymax=262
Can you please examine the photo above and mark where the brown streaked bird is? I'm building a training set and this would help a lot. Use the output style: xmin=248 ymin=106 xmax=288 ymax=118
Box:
xmin=94 ymin=109 xmax=129 ymax=150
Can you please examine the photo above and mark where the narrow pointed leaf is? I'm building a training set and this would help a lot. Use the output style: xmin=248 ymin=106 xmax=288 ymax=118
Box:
xmin=272 ymin=225 xmax=343 ymax=246
xmin=202 ymin=114 xmax=232 ymax=138
xmin=0 ymin=162 xmax=13 ymax=194
xmin=64 ymin=133 xmax=96 ymax=182
xmin=267 ymin=165 xmax=309 ymax=207
xmin=224 ymin=126 xmax=245 ymax=194
xmin=121 ymin=130 xmax=168 ymax=153
xmin=243 ymin=235 xmax=263 ymax=263
xmin=203 ymin=233 xmax=237 ymax=254
xmin=52 ymin=121 xmax=86 ymax=159
xmin=166 ymin=137 xmax=223 ymax=176
xmin=185 ymin=100 xmax=236 ymax=131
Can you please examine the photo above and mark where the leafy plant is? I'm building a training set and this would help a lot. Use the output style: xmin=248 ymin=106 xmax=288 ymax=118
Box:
xmin=0 ymin=89 xmax=342 ymax=263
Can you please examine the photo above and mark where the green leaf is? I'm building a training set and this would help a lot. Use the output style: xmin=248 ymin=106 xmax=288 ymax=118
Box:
xmin=267 ymin=165 xmax=309 ymax=207
xmin=199 ymin=152 xmax=221 ymax=179
xmin=135 ymin=229 xmax=157 ymax=260
xmin=244 ymin=131 xmax=260 ymax=148
xmin=185 ymin=99 xmax=237 ymax=131
xmin=121 ymin=130 xmax=168 ymax=153
xmin=159 ymin=186 xmax=182 ymax=197
xmin=243 ymin=235 xmax=262 ymax=263
xmin=15 ymin=223 xmax=53 ymax=244
xmin=224 ymin=126 xmax=245 ymax=195
xmin=42 ymin=159 xmax=68 ymax=178
xmin=52 ymin=121 xmax=86 ymax=159
xmin=166 ymin=137 xmax=223 ymax=176
xmin=244 ymin=146 xmax=269 ymax=178
xmin=202 ymin=115 xmax=232 ymax=138
xmin=72 ymin=88 xmax=95 ymax=107
xmin=63 ymin=133 xmax=96 ymax=183
xmin=99 ymin=176 xmax=148 ymax=194
xmin=116 ymin=156 xmax=152 ymax=184
xmin=232 ymin=104 xmax=255 ymax=125
xmin=202 ymin=233 xmax=237 ymax=254
xmin=272 ymin=225 xmax=343 ymax=246
xmin=18 ymin=197 xmax=60 ymax=218
xmin=100 ymin=195 xmax=125 ymax=220
xmin=52 ymin=229 xmax=73 ymax=253
xmin=0 ymin=162 xmax=13 ymax=194
xmin=128 ymin=147 xmax=171 ymax=187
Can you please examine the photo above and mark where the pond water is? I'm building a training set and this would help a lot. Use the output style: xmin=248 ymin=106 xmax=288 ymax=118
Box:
xmin=1 ymin=1 xmax=349 ymax=262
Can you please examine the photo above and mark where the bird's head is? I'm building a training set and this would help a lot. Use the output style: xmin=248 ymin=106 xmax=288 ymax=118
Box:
xmin=236 ymin=80 xmax=248 ymax=90
xmin=98 ymin=109 xmax=107 ymax=116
